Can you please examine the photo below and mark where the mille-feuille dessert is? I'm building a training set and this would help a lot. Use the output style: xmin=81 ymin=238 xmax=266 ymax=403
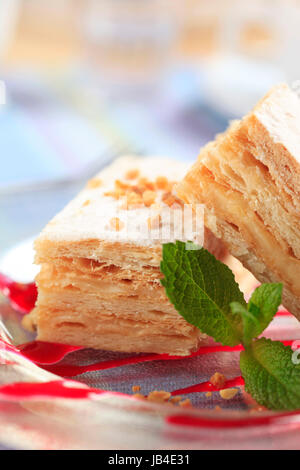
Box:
xmin=178 ymin=84 xmax=300 ymax=319
xmin=23 ymin=156 xmax=224 ymax=355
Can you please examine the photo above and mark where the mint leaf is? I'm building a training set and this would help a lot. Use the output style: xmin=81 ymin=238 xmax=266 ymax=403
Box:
xmin=160 ymin=241 xmax=246 ymax=346
xmin=230 ymin=301 xmax=260 ymax=346
xmin=240 ymin=338 xmax=300 ymax=410
xmin=230 ymin=283 xmax=282 ymax=345
xmin=247 ymin=283 xmax=282 ymax=335
xmin=160 ymin=241 xmax=297 ymax=410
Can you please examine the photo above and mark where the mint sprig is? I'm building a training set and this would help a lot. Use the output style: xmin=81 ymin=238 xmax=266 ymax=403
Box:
xmin=240 ymin=339 xmax=300 ymax=410
xmin=160 ymin=241 xmax=298 ymax=411
xmin=230 ymin=283 xmax=282 ymax=346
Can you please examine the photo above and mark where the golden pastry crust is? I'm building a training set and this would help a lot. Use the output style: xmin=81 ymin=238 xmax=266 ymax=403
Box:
xmin=24 ymin=156 xmax=224 ymax=355
xmin=178 ymin=84 xmax=300 ymax=319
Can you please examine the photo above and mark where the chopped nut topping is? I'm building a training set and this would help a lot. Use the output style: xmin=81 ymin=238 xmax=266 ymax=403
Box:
xmin=82 ymin=200 xmax=90 ymax=207
xmin=160 ymin=191 xmax=171 ymax=201
xmin=131 ymin=185 xmax=144 ymax=195
xmin=142 ymin=190 xmax=156 ymax=207
xmin=115 ymin=179 xmax=131 ymax=191
xmin=109 ymin=217 xmax=124 ymax=231
xmin=118 ymin=193 xmax=143 ymax=210
xmin=170 ymin=396 xmax=182 ymax=404
xmin=219 ymin=388 xmax=238 ymax=400
xmin=147 ymin=214 xmax=162 ymax=230
xmin=139 ymin=177 xmax=155 ymax=191
xmin=87 ymin=178 xmax=102 ymax=189
xmin=104 ymin=176 xmax=181 ymax=211
xmin=179 ymin=399 xmax=192 ymax=408
xmin=147 ymin=390 xmax=171 ymax=402
xmin=104 ymin=180 xmax=130 ymax=200
xmin=210 ymin=372 xmax=227 ymax=389
xmin=125 ymin=169 xmax=140 ymax=180
xmin=162 ymin=192 xmax=183 ymax=208
xmin=155 ymin=176 xmax=168 ymax=190
xmin=104 ymin=189 xmax=124 ymax=200
xmin=132 ymin=385 xmax=141 ymax=393
xmin=162 ymin=191 xmax=172 ymax=202
xmin=127 ymin=191 xmax=143 ymax=208
xmin=131 ymin=389 xmax=193 ymax=408
xmin=133 ymin=393 xmax=146 ymax=400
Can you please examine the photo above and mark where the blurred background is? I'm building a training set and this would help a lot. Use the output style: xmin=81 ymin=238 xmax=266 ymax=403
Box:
xmin=1 ymin=0 xmax=300 ymax=187
xmin=1 ymin=0 xmax=300 ymax=260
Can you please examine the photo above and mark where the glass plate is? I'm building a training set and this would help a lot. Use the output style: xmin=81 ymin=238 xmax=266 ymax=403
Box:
xmin=1 ymin=182 xmax=300 ymax=450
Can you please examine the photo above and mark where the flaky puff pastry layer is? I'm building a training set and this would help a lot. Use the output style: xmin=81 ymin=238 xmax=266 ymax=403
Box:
xmin=178 ymin=84 xmax=300 ymax=319
xmin=24 ymin=156 xmax=224 ymax=355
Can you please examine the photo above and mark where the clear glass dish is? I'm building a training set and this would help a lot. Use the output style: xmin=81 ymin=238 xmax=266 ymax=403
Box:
xmin=1 ymin=181 xmax=300 ymax=450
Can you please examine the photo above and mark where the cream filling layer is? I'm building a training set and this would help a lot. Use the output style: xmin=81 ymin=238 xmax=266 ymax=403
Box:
xmin=197 ymin=171 xmax=300 ymax=297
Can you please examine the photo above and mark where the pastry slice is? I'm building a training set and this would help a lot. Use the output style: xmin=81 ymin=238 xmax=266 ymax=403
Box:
xmin=177 ymin=84 xmax=300 ymax=319
xmin=24 ymin=156 xmax=224 ymax=355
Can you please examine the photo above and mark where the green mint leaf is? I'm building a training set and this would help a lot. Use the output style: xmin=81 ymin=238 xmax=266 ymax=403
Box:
xmin=230 ymin=283 xmax=282 ymax=345
xmin=160 ymin=241 xmax=246 ymax=346
xmin=230 ymin=301 xmax=260 ymax=346
xmin=247 ymin=283 xmax=282 ymax=335
xmin=240 ymin=338 xmax=300 ymax=410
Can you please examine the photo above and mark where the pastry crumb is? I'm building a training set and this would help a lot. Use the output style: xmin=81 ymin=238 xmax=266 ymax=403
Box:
xmin=155 ymin=176 xmax=169 ymax=190
xmin=125 ymin=169 xmax=140 ymax=180
xmin=179 ymin=399 xmax=192 ymax=408
xmin=210 ymin=372 xmax=227 ymax=389
xmin=133 ymin=393 xmax=146 ymax=400
xmin=147 ymin=390 xmax=171 ymax=402
xmin=170 ymin=396 xmax=182 ymax=404
xmin=132 ymin=388 xmax=193 ymax=408
xmin=127 ymin=191 xmax=143 ymax=208
xmin=138 ymin=177 xmax=155 ymax=191
xmin=87 ymin=178 xmax=102 ymax=189
xmin=82 ymin=200 xmax=90 ymax=207
xmin=104 ymin=175 xmax=182 ymax=211
xmin=219 ymin=388 xmax=238 ymax=400
xmin=162 ymin=192 xmax=183 ymax=208
xmin=142 ymin=190 xmax=156 ymax=207
xmin=115 ymin=179 xmax=130 ymax=191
